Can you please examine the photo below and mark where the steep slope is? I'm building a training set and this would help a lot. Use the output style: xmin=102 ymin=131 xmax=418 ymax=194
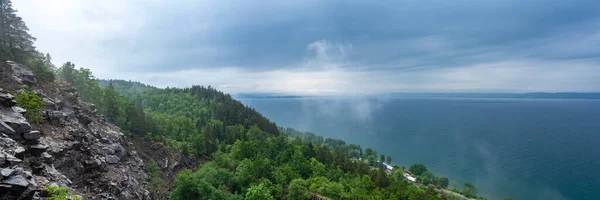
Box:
xmin=0 ymin=60 xmax=150 ymax=199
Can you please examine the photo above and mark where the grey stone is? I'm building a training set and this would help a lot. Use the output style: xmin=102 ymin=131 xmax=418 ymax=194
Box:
xmin=23 ymin=130 xmax=41 ymax=141
xmin=105 ymin=155 xmax=120 ymax=164
xmin=28 ymin=144 xmax=49 ymax=157
xmin=1 ymin=168 xmax=15 ymax=177
xmin=41 ymin=152 xmax=53 ymax=163
xmin=42 ymin=97 xmax=56 ymax=109
xmin=12 ymin=106 xmax=26 ymax=113
xmin=8 ymin=61 xmax=37 ymax=85
xmin=2 ymin=174 xmax=29 ymax=187
xmin=5 ymin=154 xmax=22 ymax=165
xmin=0 ymin=93 xmax=16 ymax=107
xmin=0 ymin=121 xmax=15 ymax=136
xmin=14 ymin=146 xmax=26 ymax=158
xmin=0 ymin=106 xmax=31 ymax=140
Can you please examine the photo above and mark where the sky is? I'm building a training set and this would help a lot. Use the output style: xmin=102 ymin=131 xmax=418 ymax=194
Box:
xmin=13 ymin=0 xmax=600 ymax=96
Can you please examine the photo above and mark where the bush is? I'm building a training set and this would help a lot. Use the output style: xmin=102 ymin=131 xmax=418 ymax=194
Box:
xmin=15 ymin=91 xmax=45 ymax=124
xmin=44 ymin=185 xmax=82 ymax=200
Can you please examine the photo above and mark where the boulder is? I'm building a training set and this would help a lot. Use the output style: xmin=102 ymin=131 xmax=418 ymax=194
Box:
xmin=41 ymin=152 xmax=53 ymax=164
xmin=12 ymin=107 xmax=26 ymax=113
xmin=2 ymin=174 xmax=28 ymax=187
xmin=42 ymin=97 xmax=56 ymax=109
xmin=105 ymin=155 xmax=120 ymax=164
xmin=46 ymin=111 xmax=68 ymax=126
xmin=1 ymin=168 xmax=15 ymax=177
xmin=0 ymin=93 xmax=16 ymax=107
xmin=7 ymin=61 xmax=36 ymax=85
xmin=14 ymin=147 xmax=26 ymax=159
xmin=28 ymin=144 xmax=49 ymax=157
xmin=0 ymin=121 xmax=16 ymax=137
xmin=5 ymin=154 xmax=22 ymax=165
xmin=0 ymin=107 xmax=31 ymax=140
xmin=22 ymin=131 xmax=41 ymax=141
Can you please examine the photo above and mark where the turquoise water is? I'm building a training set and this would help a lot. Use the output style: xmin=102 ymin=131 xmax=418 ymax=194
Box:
xmin=240 ymin=97 xmax=600 ymax=200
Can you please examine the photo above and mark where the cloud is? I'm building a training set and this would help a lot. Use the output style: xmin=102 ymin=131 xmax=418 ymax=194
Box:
xmin=12 ymin=0 xmax=600 ymax=95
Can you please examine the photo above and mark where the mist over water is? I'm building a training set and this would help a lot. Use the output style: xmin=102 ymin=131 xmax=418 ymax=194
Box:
xmin=240 ymin=97 xmax=600 ymax=200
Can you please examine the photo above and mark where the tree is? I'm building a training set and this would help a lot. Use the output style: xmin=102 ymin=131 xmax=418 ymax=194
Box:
xmin=0 ymin=0 xmax=37 ymax=62
xmin=461 ymin=182 xmax=478 ymax=198
xmin=26 ymin=57 xmax=54 ymax=83
xmin=409 ymin=164 xmax=428 ymax=176
xmin=439 ymin=177 xmax=449 ymax=188
xmin=419 ymin=171 xmax=435 ymax=185
xmin=386 ymin=155 xmax=392 ymax=165
xmin=57 ymin=62 xmax=76 ymax=83
xmin=244 ymin=183 xmax=275 ymax=200
xmin=102 ymin=83 xmax=122 ymax=123
xmin=287 ymin=179 xmax=309 ymax=200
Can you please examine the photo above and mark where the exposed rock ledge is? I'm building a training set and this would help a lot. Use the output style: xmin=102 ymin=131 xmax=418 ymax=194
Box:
xmin=0 ymin=60 xmax=150 ymax=200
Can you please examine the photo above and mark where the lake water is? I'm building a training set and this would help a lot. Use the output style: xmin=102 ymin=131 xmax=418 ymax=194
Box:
xmin=240 ymin=97 xmax=600 ymax=200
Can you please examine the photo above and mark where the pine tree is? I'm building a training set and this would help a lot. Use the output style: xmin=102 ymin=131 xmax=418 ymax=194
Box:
xmin=0 ymin=0 xmax=36 ymax=62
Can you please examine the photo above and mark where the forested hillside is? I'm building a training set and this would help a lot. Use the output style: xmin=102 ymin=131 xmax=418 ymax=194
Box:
xmin=95 ymin=79 xmax=489 ymax=200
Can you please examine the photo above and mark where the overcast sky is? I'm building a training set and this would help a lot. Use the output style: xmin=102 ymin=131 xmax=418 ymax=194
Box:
xmin=13 ymin=0 xmax=600 ymax=95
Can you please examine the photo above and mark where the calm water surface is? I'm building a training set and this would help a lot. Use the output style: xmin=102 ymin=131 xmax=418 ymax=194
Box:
xmin=240 ymin=97 xmax=600 ymax=200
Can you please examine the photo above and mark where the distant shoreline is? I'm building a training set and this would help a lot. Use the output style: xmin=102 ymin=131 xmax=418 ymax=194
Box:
xmin=235 ymin=92 xmax=600 ymax=100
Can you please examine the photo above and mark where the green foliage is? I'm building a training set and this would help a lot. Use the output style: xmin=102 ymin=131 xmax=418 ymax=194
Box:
xmin=0 ymin=0 xmax=39 ymax=63
xmin=51 ymin=68 xmax=486 ymax=199
xmin=409 ymin=164 xmax=428 ymax=176
xmin=15 ymin=91 xmax=44 ymax=124
xmin=461 ymin=182 xmax=478 ymax=198
xmin=439 ymin=177 xmax=450 ymax=188
xmin=145 ymin=160 xmax=162 ymax=195
xmin=44 ymin=185 xmax=82 ymax=200
xmin=245 ymin=183 xmax=275 ymax=200
xmin=287 ymin=179 xmax=309 ymax=200
xmin=26 ymin=57 xmax=55 ymax=84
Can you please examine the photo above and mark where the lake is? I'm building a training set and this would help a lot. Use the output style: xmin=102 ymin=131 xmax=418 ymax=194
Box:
xmin=240 ymin=97 xmax=600 ymax=200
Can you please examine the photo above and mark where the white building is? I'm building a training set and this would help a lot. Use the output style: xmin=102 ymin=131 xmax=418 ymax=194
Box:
xmin=404 ymin=173 xmax=417 ymax=182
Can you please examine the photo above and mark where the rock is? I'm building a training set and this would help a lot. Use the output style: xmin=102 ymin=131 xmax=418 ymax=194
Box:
xmin=22 ymin=131 xmax=41 ymax=141
xmin=27 ymin=144 xmax=49 ymax=157
xmin=77 ymin=113 xmax=93 ymax=125
xmin=14 ymin=146 xmax=26 ymax=159
xmin=0 ymin=106 xmax=31 ymax=140
xmin=0 ymin=184 xmax=11 ymax=193
xmin=105 ymin=155 xmax=120 ymax=164
xmin=2 ymin=174 xmax=29 ymax=187
xmin=5 ymin=154 xmax=22 ymax=165
xmin=12 ymin=106 xmax=26 ymax=113
xmin=1 ymin=168 xmax=15 ymax=177
xmin=46 ymin=111 xmax=67 ymax=126
xmin=41 ymin=152 xmax=53 ymax=163
xmin=0 ymin=121 xmax=16 ymax=137
xmin=42 ymin=97 xmax=56 ymax=109
xmin=7 ymin=61 xmax=36 ymax=85
xmin=0 ymin=93 xmax=17 ymax=107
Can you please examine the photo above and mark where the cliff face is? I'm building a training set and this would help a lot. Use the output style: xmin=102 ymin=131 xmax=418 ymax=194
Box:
xmin=0 ymin=60 xmax=151 ymax=199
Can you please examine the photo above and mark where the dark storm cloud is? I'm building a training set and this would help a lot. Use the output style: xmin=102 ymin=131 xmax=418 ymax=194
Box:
xmin=15 ymin=0 xmax=600 ymax=94
xmin=95 ymin=0 xmax=600 ymax=72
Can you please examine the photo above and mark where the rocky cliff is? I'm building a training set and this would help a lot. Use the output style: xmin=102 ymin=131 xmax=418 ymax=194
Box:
xmin=0 ymin=60 xmax=151 ymax=199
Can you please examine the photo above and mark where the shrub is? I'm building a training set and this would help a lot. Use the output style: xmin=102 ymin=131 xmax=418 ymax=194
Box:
xmin=15 ymin=91 xmax=45 ymax=124
xmin=44 ymin=185 xmax=82 ymax=200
